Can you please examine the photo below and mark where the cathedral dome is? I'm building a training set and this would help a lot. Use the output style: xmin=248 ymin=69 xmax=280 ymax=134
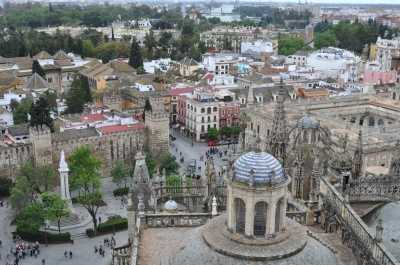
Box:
xmin=328 ymin=151 xmax=353 ymax=171
xmin=234 ymin=151 xmax=284 ymax=184
xmin=163 ymin=199 xmax=179 ymax=213
xmin=298 ymin=116 xmax=319 ymax=129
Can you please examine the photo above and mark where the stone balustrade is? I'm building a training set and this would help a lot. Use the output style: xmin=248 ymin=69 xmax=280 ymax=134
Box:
xmin=320 ymin=177 xmax=399 ymax=265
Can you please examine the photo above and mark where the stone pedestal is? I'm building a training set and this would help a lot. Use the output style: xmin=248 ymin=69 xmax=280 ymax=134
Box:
xmin=306 ymin=210 xmax=315 ymax=226
xmin=58 ymin=150 xmax=73 ymax=212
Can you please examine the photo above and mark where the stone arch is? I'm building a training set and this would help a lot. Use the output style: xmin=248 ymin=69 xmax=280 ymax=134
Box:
xmin=275 ymin=197 xmax=285 ymax=233
xmin=303 ymin=130 xmax=309 ymax=143
xmin=378 ymin=119 xmax=384 ymax=125
xmin=235 ymin=198 xmax=246 ymax=235
xmin=350 ymin=117 xmax=356 ymax=123
xmin=253 ymin=201 xmax=267 ymax=237
xmin=369 ymin=117 xmax=375 ymax=126
xmin=359 ymin=116 xmax=365 ymax=125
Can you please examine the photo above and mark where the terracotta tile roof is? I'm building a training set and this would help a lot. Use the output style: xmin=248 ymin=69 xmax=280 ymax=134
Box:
xmin=34 ymin=51 xmax=53 ymax=60
xmin=98 ymin=123 xmax=145 ymax=134
xmin=179 ymin=57 xmax=198 ymax=66
xmin=167 ymin=87 xmax=196 ymax=96
xmin=108 ymin=61 xmax=136 ymax=73
xmin=7 ymin=124 xmax=29 ymax=136
xmin=53 ymin=50 xmax=71 ymax=60
xmin=51 ymin=127 xmax=99 ymax=142
xmin=16 ymin=62 xmax=33 ymax=70
xmin=22 ymin=73 xmax=51 ymax=90
xmin=80 ymin=113 xmax=108 ymax=124
xmin=54 ymin=59 xmax=73 ymax=66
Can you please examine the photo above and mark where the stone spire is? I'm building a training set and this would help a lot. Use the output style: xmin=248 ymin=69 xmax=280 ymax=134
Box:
xmin=353 ymin=131 xmax=363 ymax=178
xmin=247 ymin=82 xmax=254 ymax=106
xmin=389 ymin=139 xmax=400 ymax=177
xmin=269 ymin=78 xmax=288 ymax=166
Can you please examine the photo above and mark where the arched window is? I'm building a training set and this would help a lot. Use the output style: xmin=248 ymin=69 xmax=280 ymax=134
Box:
xmin=236 ymin=198 xmax=246 ymax=235
xmin=359 ymin=116 xmax=365 ymax=125
xmin=254 ymin=201 xmax=267 ymax=237
xmin=201 ymin=108 xmax=205 ymax=113
xmin=275 ymin=198 xmax=284 ymax=233
xmin=207 ymin=107 xmax=211 ymax=114
xmin=378 ymin=119 xmax=384 ymax=125
xmin=311 ymin=130 xmax=316 ymax=143
xmin=369 ymin=117 xmax=375 ymax=126
xmin=191 ymin=106 xmax=193 ymax=111
xmin=393 ymin=92 xmax=397 ymax=100
xmin=303 ymin=130 xmax=309 ymax=143
xmin=350 ymin=117 xmax=356 ymax=123
xmin=213 ymin=107 xmax=217 ymax=112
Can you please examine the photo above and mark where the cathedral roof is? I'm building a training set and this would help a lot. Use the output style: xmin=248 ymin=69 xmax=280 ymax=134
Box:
xmin=234 ymin=151 xmax=284 ymax=184
xmin=298 ymin=116 xmax=319 ymax=129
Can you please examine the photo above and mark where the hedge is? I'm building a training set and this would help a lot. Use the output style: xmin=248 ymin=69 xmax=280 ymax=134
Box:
xmin=114 ymin=187 xmax=129 ymax=196
xmin=86 ymin=228 xmax=94 ymax=237
xmin=98 ymin=218 xmax=128 ymax=233
xmin=16 ymin=228 xmax=70 ymax=243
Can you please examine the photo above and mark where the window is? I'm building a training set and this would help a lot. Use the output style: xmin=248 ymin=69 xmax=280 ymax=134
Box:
xmin=201 ymin=108 xmax=205 ymax=113
xmin=251 ymin=123 xmax=253 ymax=130
xmin=213 ymin=107 xmax=217 ymax=112
xmin=234 ymin=109 xmax=237 ymax=114
xmin=222 ymin=110 xmax=225 ymax=115
xmin=241 ymin=99 xmax=245 ymax=104
xmin=257 ymin=125 xmax=260 ymax=134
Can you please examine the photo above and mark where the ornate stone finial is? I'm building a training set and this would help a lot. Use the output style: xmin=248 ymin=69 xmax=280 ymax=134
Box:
xmin=59 ymin=150 xmax=68 ymax=169
xmin=270 ymin=169 xmax=275 ymax=184
xmin=212 ymin=196 xmax=218 ymax=216
xmin=249 ymin=168 xmax=254 ymax=188
xmin=375 ymin=218 xmax=384 ymax=243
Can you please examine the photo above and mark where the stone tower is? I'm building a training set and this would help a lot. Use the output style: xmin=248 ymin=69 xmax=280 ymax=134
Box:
xmin=145 ymin=93 xmax=169 ymax=162
xmin=103 ymin=95 xmax=122 ymax=112
xmin=353 ymin=131 xmax=363 ymax=178
xmin=269 ymin=78 xmax=288 ymax=166
xmin=29 ymin=125 xmax=53 ymax=167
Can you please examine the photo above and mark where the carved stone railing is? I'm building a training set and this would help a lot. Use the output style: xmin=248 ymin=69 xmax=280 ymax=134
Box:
xmin=145 ymin=213 xmax=212 ymax=227
xmin=349 ymin=175 xmax=400 ymax=198
xmin=286 ymin=211 xmax=307 ymax=224
xmin=112 ymin=242 xmax=131 ymax=265
xmin=320 ymin=177 xmax=400 ymax=265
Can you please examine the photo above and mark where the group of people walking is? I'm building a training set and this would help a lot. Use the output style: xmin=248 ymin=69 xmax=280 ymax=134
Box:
xmin=6 ymin=240 xmax=42 ymax=265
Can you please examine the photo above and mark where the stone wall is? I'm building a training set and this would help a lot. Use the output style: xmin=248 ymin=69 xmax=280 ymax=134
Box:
xmin=29 ymin=126 xmax=53 ymax=167
xmin=51 ymin=128 xmax=148 ymax=177
xmin=145 ymin=213 xmax=211 ymax=227
xmin=0 ymin=145 xmax=33 ymax=180
xmin=145 ymin=112 xmax=169 ymax=162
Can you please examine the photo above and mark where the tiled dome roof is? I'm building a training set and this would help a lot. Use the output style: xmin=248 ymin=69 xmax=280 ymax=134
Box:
xmin=234 ymin=151 xmax=284 ymax=183
xmin=298 ymin=116 xmax=319 ymax=129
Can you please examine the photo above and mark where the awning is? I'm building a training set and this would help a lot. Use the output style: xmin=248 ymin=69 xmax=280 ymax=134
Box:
xmin=181 ymin=127 xmax=185 ymax=130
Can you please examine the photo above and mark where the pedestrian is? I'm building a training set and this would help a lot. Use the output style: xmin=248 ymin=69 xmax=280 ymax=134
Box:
xmin=180 ymin=152 xmax=182 ymax=156
xmin=102 ymin=249 xmax=105 ymax=257
xmin=34 ymin=249 xmax=38 ymax=258
xmin=191 ymin=142 xmax=193 ymax=147
xmin=0 ymin=239 xmax=2 ymax=248
xmin=94 ymin=246 xmax=98 ymax=253
xmin=205 ymin=161 xmax=207 ymax=166
xmin=99 ymin=216 xmax=101 ymax=223
xmin=69 ymin=251 xmax=73 ymax=259
xmin=0 ymin=199 xmax=3 ymax=207
xmin=42 ymin=258 xmax=45 ymax=265
xmin=218 ymin=171 xmax=221 ymax=177
xmin=175 ymin=147 xmax=177 ymax=153
xmin=185 ymin=150 xmax=187 ymax=155
xmin=64 ymin=251 xmax=68 ymax=258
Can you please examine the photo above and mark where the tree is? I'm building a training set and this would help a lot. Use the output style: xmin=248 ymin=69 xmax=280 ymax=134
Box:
xmin=136 ymin=66 xmax=145 ymax=74
xmin=208 ymin=127 xmax=219 ymax=140
xmin=233 ymin=126 xmax=242 ymax=137
xmin=81 ymin=75 xmax=92 ymax=102
xmin=0 ymin=178 xmax=13 ymax=195
xmin=41 ymin=192 xmax=70 ymax=234
xmin=41 ymin=90 xmax=57 ymax=112
xmin=28 ymin=96 xmax=54 ymax=132
xmin=9 ymin=98 xmax=19 ymax=111
xmin=277 ymin=36 xmax=304 ymax=56
xmin=160 ymin=153 xmax=180 ymax=176
xmin=314 ymin=30 xmax=338 ymax=50
xmin=37 ymin=163 xmax=57 ymax=192
xmin=221 ymin=125 xmax=232 ymax=138
xmin=13 ymin=99 xmax=32 ymax=124
xmin=237 ymin=111 xmax=252 ymax=129
xmin=111 ymin=158 xmax=130 ymax=188
xmin=32 ymin=59 xmax=46 ymax=78
xmin=128 ymin=37 xmax=143 ymax=69
xmin=16 ymin=203 xmax=45 ymax=233
xmin=64 ymin=74 xmax=85 ymax=114
xmin=142 ymin=98 xmax=152 ymax=122
xmin=68 ymin=146 xmax=103 ymax=231
xmin=7 ymin=172 xmax=35 ymax=215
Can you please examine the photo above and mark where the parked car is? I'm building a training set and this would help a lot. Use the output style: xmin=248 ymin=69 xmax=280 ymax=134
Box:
xmin=189 ymin=159 xmax=196 ymax=167
xmin=218 ymin=140 xmax=229 ymax=145
xmin=207 ymin=140 xmax=219 ymax=146
xmin=230 ymin=139 xmax=238 ymax=144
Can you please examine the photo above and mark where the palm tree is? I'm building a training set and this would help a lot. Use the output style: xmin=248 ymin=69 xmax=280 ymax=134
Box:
xmin=237 ymin=111 xmax=251 ymax=130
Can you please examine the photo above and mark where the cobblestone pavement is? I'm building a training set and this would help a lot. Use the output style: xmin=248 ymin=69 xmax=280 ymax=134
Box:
xmin=0 ymin=177 xmax=129 ymax=265
xmin=169 ymin=129 xmax=234 ymax=180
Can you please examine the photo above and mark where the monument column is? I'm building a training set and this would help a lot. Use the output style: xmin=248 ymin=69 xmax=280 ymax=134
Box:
xmin=58 ymin=150 xmax=70 ymax=200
